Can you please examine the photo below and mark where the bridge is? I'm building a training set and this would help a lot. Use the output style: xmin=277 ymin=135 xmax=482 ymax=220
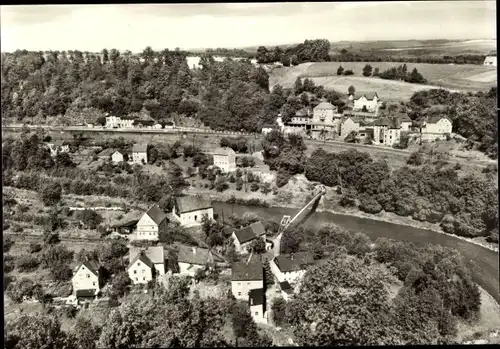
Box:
xmin=272 ymin=185 xmax=326 ymax=257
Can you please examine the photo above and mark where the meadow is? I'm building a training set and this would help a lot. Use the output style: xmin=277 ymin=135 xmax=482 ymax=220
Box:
xmin=269 ymin=61 xmax=496 ymax=101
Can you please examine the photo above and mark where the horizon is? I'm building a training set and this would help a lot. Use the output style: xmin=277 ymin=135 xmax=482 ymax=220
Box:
xmin=1 ymin=2 xmax=496 ymax=53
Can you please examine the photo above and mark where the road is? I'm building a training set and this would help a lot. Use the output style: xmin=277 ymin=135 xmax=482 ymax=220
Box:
xmin=3 ymin=124 xmax=494 ymax=168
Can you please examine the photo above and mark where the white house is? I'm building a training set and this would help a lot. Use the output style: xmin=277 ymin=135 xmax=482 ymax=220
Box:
xmin=270 ymin=252 xmax=315 ymax=284
xmin=231 ymin=261 xmax=264 ymax=301
xmin=132 ymin=143 xmax=148 ymax=164
xmin=127 ymin=251 xmax=154 ymax=284
xmin=213 ymin=147 xmax=236 ymax=173
xmin=249 ymin=288 xmax=267 ymax=324
xmin=340 ymin=117 xmax=367 ymax=138
xmin=111 ymin=150 xmax=127 ymax=164
xmin=136 ymin=204 xmax=168 ymax=241
xmin=153 ymin=123 xmax=163 ymax=129
xmin=370 ymin=117 xmax=402 ymax=147
xmin=278 ymin=281 xmax=294 ymax=301
xmin=176 ymin=245 xmax=220 ymax=277
xmin=421 ymin=116 xmax=453 ymax=141
xmin=172 ymin=196 xmax=213 ymax=227
xmin=353 ymin=92 xmax=379 ymax=113
xmin=398 ymin=113 xmax=413 ymax=132
xmin=129 ymin=246 xmax=166 ymax=281
xmin=231 ymin=221 xmax=270 ymax=254
xmin=72 ymin=260 xmax=101 ymax=297
xmin=120 ymin=118 xmax=135 ymax=128
xmin=483 ymin=56 xmax=497 ymax=66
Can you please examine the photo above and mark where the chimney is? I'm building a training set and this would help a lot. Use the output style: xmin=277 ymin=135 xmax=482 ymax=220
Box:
xmin=192 ymin=247 xmax=196 ymax=255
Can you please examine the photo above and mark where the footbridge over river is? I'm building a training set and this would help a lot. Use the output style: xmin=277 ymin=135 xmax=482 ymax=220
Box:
xmin=272 ymin=186 xmax=326 ymax=257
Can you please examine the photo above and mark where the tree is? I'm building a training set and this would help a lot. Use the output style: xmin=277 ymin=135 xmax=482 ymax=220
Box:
xmin=281 ymin=230 xmax=299 ymax=254
xmin=5 ymin=313 xmax=74 ymax=349
xmin=74 ymin=209 xmax=103 ymax=229
xmin=232 ymin=301 xmax=255 ymax=338
xmin=343 ymin=70 xmax=354 ymax=76
xmin=271 ymin=297 xmax=287 ymax=326
xmin=344 ymin=131 xmax=358 ymax=143
xmin=294 ymin=77 xmax=303 ymax=94
xmin=71 ymin=317 xmax=102 ymax=349
xmin=40 ymin=182 xmax=62 ymax=206
xmin=373 ymin=67 xmax=380 ymax=76
xmin=43 ymin=231 xmax=61 ymax=245
xmin=250 ymin=238 xmax=266 ymax=254
xmin=348 ymin=85 xmax=356 ymax=96
xmin=214 ymin=176 xmax=229 ymax=192
xmin=50 ymin=262 xmax=73 ymax=282
xmin=263 ymin=259 xmax=274 ymax=287
xmin=15 ymin=254 xmax=41 ymax=272
xmin=6 ymin=278 xmax=43 ymax=303
xmin=407 ymin=151 xmax=424 ymax=166
xmin=362 ymin=64 xmax=373 ymax=77
xmin=337 ymin=66 xmax=344 ymax=75
xmin=281 ymin=55 xmax=291 ymax=67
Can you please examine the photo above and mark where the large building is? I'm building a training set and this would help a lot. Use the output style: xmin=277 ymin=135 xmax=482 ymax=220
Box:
xmin=172 ymin=196 xmax=213 ymax=227
xmin=283 ymin=102 xmax=342 ymax=140
xmin=136 ymin=205 xmax=168 ymax=241
xmin=212 ymin=147 xmax=236 ymax=173
xmin=230 ymin=221 xmax=270 ymax=254
xmin=176 ymin=245 xmax=218 ymax=277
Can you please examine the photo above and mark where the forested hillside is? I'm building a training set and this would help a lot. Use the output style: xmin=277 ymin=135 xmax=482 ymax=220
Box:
xmin=0 ymin=48 xmax=275 ymax=132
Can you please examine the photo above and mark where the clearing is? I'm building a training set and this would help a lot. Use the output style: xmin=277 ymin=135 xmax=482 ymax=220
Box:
xmin=269 ymin=62 xmax=496 ymax=100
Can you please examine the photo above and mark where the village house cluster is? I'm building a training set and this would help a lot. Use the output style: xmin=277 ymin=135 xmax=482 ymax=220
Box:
xmin=98 ymin=114 xmax=175 ymax=130
xmin=266 ymin=91 xmax=453 ymax=146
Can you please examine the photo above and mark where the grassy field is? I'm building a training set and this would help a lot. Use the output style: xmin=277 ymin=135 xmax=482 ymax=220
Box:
xmin=269 ymin=61 xmax=496 ymax=101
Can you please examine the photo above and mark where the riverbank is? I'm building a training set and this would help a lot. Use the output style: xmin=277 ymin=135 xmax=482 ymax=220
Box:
xmin=185 ymin=184 xmax=499 ymax=253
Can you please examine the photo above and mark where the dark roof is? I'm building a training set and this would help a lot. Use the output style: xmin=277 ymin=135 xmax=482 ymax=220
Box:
xmin=232 ymin=261 xmax=263 ymax=281
xmin=177 ymin=245 xmax=214 ymax=265
xmin=233 ymin=221 xmax=266 ymax=244
xmin=223 ymin=226 xmax=235 ymax=236
xmin=132 ymin=143 xmax=148 ymax=153
xmin=129 ymin=246 xmax=165 ymax=265
xmin=369 ymin=117 xmax=391 ymax=126
xmin=345 ymin=116 xmax=367 ymax=126
xmin=279 ymin=281 xmax=293 ymax=293
xmin=249 ymin=288 xmax=265 ymax=306
xmin=273 ymin=252 xmax=315 ymax=273
xmin=128 ymin=252 xmax=154 ymax=269
xmin=76 ymin=289 xmax=97 ymax=298
xmin=388 ymin=118 xmax=401 ymax=129
xmin=175 ymin=196 xmax=212 ymax=214
xmin=145 ymin=205 xmax=168 ymax=225
xmin=393 ymin=112 xmax=412 ymax=122
xmin=111 ymin=219 xmax=139 ymax=228
xmin=113 ymin=149 xmax=127 ymax=156
xmin=427 ymin=115 xmax=451 ymax=124
xmin=213 ymin=147 xmax=235 ymax=156
xmin=354 ymin=92 xmax=378 ymax=100
xmin=98 ymin=148 xmax=117 ymax=157
xmin=75 ymin=260 xmax=100 ymax=276
xmin=360 ymin=128 xmax=374 ymax=136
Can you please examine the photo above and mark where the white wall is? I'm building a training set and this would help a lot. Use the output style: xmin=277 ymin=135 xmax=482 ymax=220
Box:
xmin=178 ymin=262 xmax=204 ymax=277
xmin=353 ymin=96 xmax=378 ymax=112
xmin=231 ymin=280 xmax=264 ymax=301
xmin=341 ymin=119 xmax=360 ymax=137
xmin=136 ymin=213 xmax=159 ymax=241
xmin=111 ymin=152 xmax=124 ymax=164
xmin=178 ymin=208 xmax=214 ymax=227
xmin=133 ymin=151 xmax=148 ymax=164
xmin=425 ymin=119 xmax=452 ymax=134
xmin=213 ymin=154 xmax=236 ymax=173
xmin=401 ymin=121 xmax=412 ymax=132
xmin=72 ymin=266 xmax=99 ymax=294
xmin=384 ymin=128 xmax=401 ymax=147
xmin=270 ymin=259 xmax=306 ymax=283
xmin=128 ymin=260 xmax=153 ymax=284
xmin=250 ymin=304 xmax=268 ymax=324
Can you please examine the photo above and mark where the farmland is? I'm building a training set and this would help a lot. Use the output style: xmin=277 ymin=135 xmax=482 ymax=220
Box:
xmin=269 ymin=61 xmax=497 ymax=101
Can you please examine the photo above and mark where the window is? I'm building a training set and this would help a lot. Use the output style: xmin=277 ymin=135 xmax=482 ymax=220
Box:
xmin=238 ymin=292 xmax=241 ymax=296
xmin=93 ymin=282 xmax=96 ymax=286
xmin=87 ymin=274 xmax=90 ymax=278
xmin=135 ymin=277 xmax=138 ymax=281
xmin=255 ymin=312 xmax=259 ymax=316
xmin=194 ymin=215 xmax=197 ymax=221
xmin=143 ymin=277 xmax=146 ymax=281
xmin=134 ymin=270 xmax=137 ymax=274
xmin=142 ymin=270 xmax=145 ymax=273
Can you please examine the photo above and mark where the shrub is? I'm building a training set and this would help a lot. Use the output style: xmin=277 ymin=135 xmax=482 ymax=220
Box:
xmin=250 ymin=182 xmax=260 ymax=192
xmin=39 ymin=182 xmax=62 ymax=206
xmin=16 ymin=254 xmax=41 ymax=272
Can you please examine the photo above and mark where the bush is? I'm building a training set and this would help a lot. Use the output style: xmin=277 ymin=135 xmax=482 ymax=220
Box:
xmin=39 ymin=182 xmax=62 ymax=206
xmin=16 ymin=254 xmax=41 ymax=272
xmin=343 ymin=69 xmax=354 ymax=76
xmin=250 ymin=182 xmax=260 ymax=192
xmin=50 ymin=263 xmax=73 ymax=282
xmin=407 ymin=151 xmax=424 ymax=166
xmin=276 ymin=170 xmax=291 ymax=188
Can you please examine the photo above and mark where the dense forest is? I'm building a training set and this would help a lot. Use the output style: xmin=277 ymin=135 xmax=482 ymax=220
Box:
xmin=1 ymin=48 xmax=275 ymax=132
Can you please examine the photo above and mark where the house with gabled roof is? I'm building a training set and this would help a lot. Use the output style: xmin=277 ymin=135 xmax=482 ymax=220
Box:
xmin=172 ymin=196 xmax=213 ymax=227
xmin=129 ymin=246 xmax=167 ymax=279
xmin=353 ymin=92 xmax=380 ymax=113
xmin=483 ymin=55 xmax=497 ymax=66
xmin=340 ymin=116 xmax=368 ymax=138
xmin=212 ymin=147 xmax=236 ymax=173
xmin=111 ymin=150 xmax=128 ymax=164
xmin=421 ymin=115 xmax=452 ymax=141
xmin=127 ymin=251 xmax=155 ymax=284
xmin=231 ymin=261 xmax=264 ymax=301
xmin=230 ymin=221 xmax=271 ymax=254
xmin=270 ymin=252 xmax=315 ymax=283
xmin=136 ymin=204 xmax=168 ymax=241
xmin=47 ymin=140 xmax=70 ymax=157
xmin=132 ymin=143 xmax=148 ymax=164
xmin=72 ymin=260 xmax=102 ymax=298
xmin=176 ymin=245 xmax=221 ymax=277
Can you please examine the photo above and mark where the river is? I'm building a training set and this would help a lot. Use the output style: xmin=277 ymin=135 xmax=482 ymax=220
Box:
xmin=213 ymin=202 xmax=499 ymax=303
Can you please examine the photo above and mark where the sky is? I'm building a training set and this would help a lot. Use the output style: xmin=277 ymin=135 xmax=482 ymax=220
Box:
xmin=0 ymin=1 xmax=496 ymax=52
